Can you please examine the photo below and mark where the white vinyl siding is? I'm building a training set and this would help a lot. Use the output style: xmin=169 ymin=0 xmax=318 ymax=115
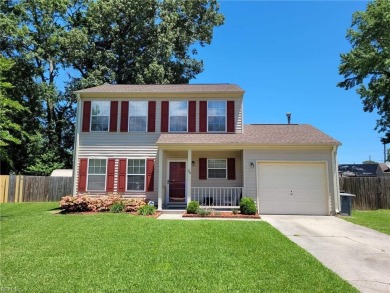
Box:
xmin=129 ymin=101 xmax=147 ymax=132
xmin=127 ymin=159 xmax=146 ymax=191
xmin=87 ymin=159 xmax=106 ymax=191
xmin=169 ymin=101 xmax=188 ymax=132
xmin=208 ymin=101 xmax=226 ymax=132
xmin=91 ymin=101 xmax=110 ymax=131
xmin=208 ymin=159 xmax=227 ymax=179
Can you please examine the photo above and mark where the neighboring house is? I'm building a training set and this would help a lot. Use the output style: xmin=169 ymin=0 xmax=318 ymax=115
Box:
xmin=73 ymin=84 xmax=341 ymax=215
xmin=339 ymin=163 xmax=390 ymax=177
xmin=50 ymin=169 xmax=73 ymax=177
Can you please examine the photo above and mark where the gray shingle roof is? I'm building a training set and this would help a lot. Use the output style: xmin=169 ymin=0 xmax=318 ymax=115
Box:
xmin=156 ymin=124 xmax=340 ymax=146
xmin=74 ymin=84 xmax=244 ymax=94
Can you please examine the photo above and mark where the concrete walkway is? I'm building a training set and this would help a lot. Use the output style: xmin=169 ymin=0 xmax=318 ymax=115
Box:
xmin=261 ymin=215 xmax=390 ymax=293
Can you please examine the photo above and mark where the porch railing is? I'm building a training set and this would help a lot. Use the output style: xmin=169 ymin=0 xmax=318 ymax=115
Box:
xmin=191 ymin=187 xmax=243 ymax=208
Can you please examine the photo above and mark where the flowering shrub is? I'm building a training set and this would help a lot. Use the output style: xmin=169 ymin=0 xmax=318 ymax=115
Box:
xmin=123 ymin=198 xmax=147 ymax=212
xmin=60 ymin=195 xmax=147 ymax=213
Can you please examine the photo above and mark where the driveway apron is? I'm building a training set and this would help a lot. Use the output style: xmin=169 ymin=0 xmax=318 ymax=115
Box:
xmin=262 ymin=215 xmax=390 ymax=293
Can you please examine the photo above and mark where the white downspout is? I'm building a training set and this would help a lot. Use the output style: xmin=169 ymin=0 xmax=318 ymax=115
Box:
xmin=72 ymin=94 xmax=82 ymax=196
xmin=332 ymin=145 xmax=341 ymax=213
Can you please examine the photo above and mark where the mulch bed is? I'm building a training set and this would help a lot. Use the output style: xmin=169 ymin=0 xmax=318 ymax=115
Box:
xmin=182 ymin=212 xmax=260 ymax=219
xmin=53 ymin=210 xmax=162 ymax=218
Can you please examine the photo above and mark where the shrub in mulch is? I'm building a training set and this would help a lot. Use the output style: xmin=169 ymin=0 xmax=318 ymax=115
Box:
xmin=182 ymin=210 xmax=260 ymax=219
xmin=59 ymin=195 xmax=148 ymax=214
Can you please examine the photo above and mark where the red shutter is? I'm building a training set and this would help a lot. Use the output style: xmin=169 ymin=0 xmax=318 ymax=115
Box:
xmin=146 ymin=158 xmax=154 ymax=191
xmin=227 ymin=101 xmax=235 ymax=133
xmin=120 ymin=101 xmax=129 ymax=132
xmin=106 ymin=159 xmax=115 ymax=192
xmin=110 ymin=101 xmax=118 ymax=132
xmin=227 ymin=158 xmax=236 ymax=180
xmin=161 ymin=101 xmax=169 ymax=132
xmin=148 ymin=101 xmax=156 ymax=132
xmin=199 ymin=101 xmax=207 ymax=132
xmin=78 ymin=158 xmax=88 ymax=192
xmin=118 ymin=159 xmax=127 ymax=192
xmin=188 ymin=101 xmax=196 ymax=132
xmin=199 ymin=158 xmax=207 ymax=180
xmin=82 ymin=101 xmax=91 ymax=132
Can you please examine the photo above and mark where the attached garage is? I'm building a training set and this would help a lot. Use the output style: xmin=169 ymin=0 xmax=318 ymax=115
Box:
xmin=257 ymin=162 xmax=329 ymax=215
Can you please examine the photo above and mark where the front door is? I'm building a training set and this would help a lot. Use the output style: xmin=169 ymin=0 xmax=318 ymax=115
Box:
xmin=168 ymin=162 xmax=186 ymax=203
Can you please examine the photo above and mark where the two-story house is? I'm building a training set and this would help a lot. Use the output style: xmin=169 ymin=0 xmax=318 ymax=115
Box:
xmin=73 ymin=84 xmax=341 ymax=215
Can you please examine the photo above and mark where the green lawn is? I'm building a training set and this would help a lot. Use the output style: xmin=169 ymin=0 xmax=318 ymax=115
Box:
xmin=0 ymin=203 xmax=357 ymax=293
xmin=341 ymin=209 xmax=390 ymax=235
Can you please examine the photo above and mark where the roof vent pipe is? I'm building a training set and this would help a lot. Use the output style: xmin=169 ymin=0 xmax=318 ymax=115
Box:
xmin=286 ymin=112 xmax=291 ymax=124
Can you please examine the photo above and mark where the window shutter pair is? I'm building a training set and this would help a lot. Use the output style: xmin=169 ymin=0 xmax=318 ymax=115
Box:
xmin=199 ymin=101 xmax=235 ymax=133
xmin=117 ymin=158 xmax=154 ymax=192
xmin=161 ymin=101 xmax=196 ymax=132
xmin=78 ymin=158 xmax=115 ymax=193
xmin=82 ymin=101 xmax=118 ymax=132
xmin=82 ymin=101 xmax=156 ymax=132
xmin=198 ymin=158 xmax=236 ymax=180
xmin=120 ymin=101 xmax=156 ymax=132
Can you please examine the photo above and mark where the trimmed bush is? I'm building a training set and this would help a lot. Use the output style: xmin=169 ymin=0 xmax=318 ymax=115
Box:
xmin=186 ymin=201 xmax=200 ymax=214
xmin=138 ymin=205 xmax=156 ymax=216
xmin=239 ymin=197 xmax=257 ymax=215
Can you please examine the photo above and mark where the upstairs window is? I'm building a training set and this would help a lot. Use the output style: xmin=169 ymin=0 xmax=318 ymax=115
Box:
xmin=169 ymin=101 xmax=188 ymax=132
xmin=87 ymin=159 xmax=106 ymax=191
xmin=208 ymin=101 xmax=226 ymax=132
xmin=127 ymin=159 xmax=146 ymax=191
xmin=129 ymin=101 xmax=148 ymax=132
xmin=91 ymin=101 xmax=110 ymax=131
xmin=208 ymin=159 xmax=227 ymax=179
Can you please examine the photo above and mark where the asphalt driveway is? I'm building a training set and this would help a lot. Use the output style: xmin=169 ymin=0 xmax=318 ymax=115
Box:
xmin=262 ymin=215 xmax=390 ymax=293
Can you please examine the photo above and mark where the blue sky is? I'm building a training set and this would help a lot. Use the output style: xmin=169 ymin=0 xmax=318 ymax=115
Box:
xmin=191 ymin=0 xmax=386 ymax=164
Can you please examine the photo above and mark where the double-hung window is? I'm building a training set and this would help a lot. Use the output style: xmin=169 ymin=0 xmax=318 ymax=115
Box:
xmin=169 ymin=101 xmax=188 ymax=132
xmin=87 ymin=159 xmax=106 ymax=191
xmin=91 ymin=101 xmax=110 ymax=131
xmin=129 ymin=101 xmax=147 ymax=132
xmin=127 ymin=159 xmax=145 ymax=191
xmin=208 ymin=101 xmax=226 ymax=132
xmin=208 ymin=159 xmax=227 ymax=179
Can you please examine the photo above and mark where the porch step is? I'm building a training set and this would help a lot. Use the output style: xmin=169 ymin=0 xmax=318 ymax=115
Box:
xmin=165 ymin=203 xmax=187 ymax=209
xmin=160 ymin=209 xmax=186 ymax=214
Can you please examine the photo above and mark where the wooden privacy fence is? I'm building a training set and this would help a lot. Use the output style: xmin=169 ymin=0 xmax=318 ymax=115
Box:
xmin=339 ymin=176 xmax=390 ymax=210
xmin=0 ymin=175 xmax=73 ymax=203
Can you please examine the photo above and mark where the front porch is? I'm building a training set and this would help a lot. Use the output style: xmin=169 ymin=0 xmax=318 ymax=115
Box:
xmin=157 ymin=148 xmax=245 ymax=210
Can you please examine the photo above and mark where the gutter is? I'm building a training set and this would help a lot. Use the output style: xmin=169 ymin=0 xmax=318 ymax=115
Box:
xmin=72 ymin=94 xmax=81 ymax=196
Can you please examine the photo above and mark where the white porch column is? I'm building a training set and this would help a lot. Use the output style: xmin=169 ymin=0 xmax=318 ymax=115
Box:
xmin=157 ymin=148 xmax=163 ymax=210
xmin=186 ymin=149 xmax=192 ymax=204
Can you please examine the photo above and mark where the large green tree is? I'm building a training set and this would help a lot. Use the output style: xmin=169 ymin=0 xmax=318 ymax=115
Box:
xmin=65 ymin=0 xmax=224 ymax=85
xmin=338 ymin=0 xmax=390 ymax=143
xmin=1 ymin=0 xmax=223 ymax=175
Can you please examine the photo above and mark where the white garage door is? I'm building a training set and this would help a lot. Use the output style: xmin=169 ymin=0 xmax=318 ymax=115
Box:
xmin=257 ymin=162 xmax=329 ymax=215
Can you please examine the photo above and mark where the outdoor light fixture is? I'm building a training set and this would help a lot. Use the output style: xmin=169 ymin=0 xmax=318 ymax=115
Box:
xmin=192 ymin=161 xmax=195 ymax=166
xmin=250 ymin=162 xmax=255 ymax=168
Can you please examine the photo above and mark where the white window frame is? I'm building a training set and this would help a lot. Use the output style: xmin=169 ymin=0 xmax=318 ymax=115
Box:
xmin=86 ymin=158 xmax=107 ymax=191
xmin=207 ymin=100 xmax=227 ymax=133
xmin=169 ymin=101 xmax=188 ymax=132
xmin=128 ymin=101 xmax=148 ymax=132
xmin=207 ymin=159 xmax=227 ymax=179
xmin=126 ymin=158 xmax=146 ymax=192
xmin=90 ymin=101 xmax=110 ymax=132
